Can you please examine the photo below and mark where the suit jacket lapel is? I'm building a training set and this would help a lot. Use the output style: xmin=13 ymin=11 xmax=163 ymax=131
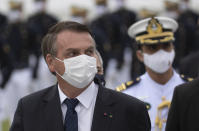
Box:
xmin=42 ymin=85 xmax=64 ymax=131
xmin=91 ymin=85 xmax=116 ymax=131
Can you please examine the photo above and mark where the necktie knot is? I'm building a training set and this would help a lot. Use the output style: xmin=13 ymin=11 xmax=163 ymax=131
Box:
xmin=64 ymin=98 xmax=79 ymax=109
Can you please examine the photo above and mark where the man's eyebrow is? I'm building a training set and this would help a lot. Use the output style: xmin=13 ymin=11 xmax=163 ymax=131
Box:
xmin=87 ymin=46 xmax=95 ymax=49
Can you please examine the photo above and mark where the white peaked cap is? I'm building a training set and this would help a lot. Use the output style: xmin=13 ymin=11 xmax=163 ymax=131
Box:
xmin=128 ymin=16 xmax=178 ymax=38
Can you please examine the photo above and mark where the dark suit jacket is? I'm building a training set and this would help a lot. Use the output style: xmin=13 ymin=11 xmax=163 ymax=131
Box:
xmin=166 ymin=78 xmax=199 ymax=131
xmin=10 ymin=83 xmax=151 ymax=131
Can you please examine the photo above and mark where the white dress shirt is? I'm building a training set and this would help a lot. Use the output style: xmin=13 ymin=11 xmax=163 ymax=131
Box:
xmin=123 ymin=70 xmax=185 ymax=131
xmin=58 ymin=82 xmax=98 ymax=131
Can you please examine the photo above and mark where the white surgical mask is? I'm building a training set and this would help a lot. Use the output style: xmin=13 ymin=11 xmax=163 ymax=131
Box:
xmin=96 ymin=5 xmax=108 ymax=16
xmin=34 ymin=1 xmax=45 ymax=12
xmin=71 ymin=16 xmax=85 ymax=24
xmin=55 ymin=54 xmax=97 ymax=88
xmin=143 ymin=49 xmax=175 ymax=74
xmin=115 ymin=0 xmax=125 ymax=9
xmin=8 ymin=10 xmax=21 ymax=23
xmin=179 ymin=1 xmax=190 ymax=12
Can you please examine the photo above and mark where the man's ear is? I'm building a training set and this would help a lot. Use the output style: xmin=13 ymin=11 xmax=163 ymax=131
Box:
xmin=136 ymin=50 xmax=144 ymax=62
xmin=46 ymin=54 xmax=55 ymax=73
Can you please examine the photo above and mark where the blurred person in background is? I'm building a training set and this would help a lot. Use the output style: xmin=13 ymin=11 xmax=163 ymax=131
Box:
xmin=6 ymin=0 xmax=29 ymax=70
xmin=0 ymin=1 xmax=58 ymax=130
xmin=1 ymin=1 xmax=30 ymax=129
xmin=0 ymin=11 xmax=13 ymax=89
xmin=26 ymin=0 xmax=58 ymax=82
xmin=90 ymin=0 xmax=138 ymax=89
xmin=0 ymin=1 xmax=29 ymax=130
xmin=89 ymin=0 xmax=112 ymax=74
xmin=177 ymin=0 xmax=199 ymax=62
xmin=160 ymin=0 xmax=180 ymax=20
xmin=94 ymin=50 xmax=106 ymax=86
xmin=178 ymin=18 xmax=199 ymax=78
xmin=116 ymin=17 xmax=193 ymax=131
xmin=179 ymin=51 xmax=199 ymax=78
xmin=95 ymin=50 xmax=104 ymax=75
xmin=110 ymin=0 xmax=137 ymax=71
xmin=70 ymin=6 xmax=88 ymax=25
xmin=0 ymin=14 xmax=12 ymax=131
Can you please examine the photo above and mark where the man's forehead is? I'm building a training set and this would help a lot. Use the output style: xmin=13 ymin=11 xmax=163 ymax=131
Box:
xmin=57 ymin=30 xmax=91 ymax=39
xmin=56 ymin=30 xmax=95 ymax=49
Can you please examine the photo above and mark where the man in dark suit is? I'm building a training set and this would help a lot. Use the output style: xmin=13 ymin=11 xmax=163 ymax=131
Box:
xmin=10 ymin=21 xmax=151 ymax=131
xmin=166 ymin=78 xmax=199 ymax=131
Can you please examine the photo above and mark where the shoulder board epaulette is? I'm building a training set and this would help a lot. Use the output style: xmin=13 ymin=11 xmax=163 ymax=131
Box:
xmin=116 ymin=77 xmax=141 ymax=92
xmin=180 ymin=74 xmax=194 ymax=82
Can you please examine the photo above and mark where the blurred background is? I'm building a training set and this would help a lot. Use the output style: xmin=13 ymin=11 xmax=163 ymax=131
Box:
xmin=0 ymin=0 xmax=199 ymax=130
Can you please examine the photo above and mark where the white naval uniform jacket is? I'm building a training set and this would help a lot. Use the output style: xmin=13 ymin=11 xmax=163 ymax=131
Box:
xmin=122 ymin=71 xmax=186 ymax=131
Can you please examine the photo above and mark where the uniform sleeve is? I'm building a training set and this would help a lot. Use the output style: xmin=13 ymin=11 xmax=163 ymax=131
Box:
xmin=10 ymin=99 xmax=24 ymax=131
xmin=165 ymin=87 xmax=180 ymax=131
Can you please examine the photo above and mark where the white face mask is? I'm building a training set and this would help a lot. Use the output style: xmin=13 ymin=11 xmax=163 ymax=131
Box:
xmin=8 ymin=10 xmax=21 ymax=22
xmin=143 ymin=49 xmax=175 ymax=74
xmin=34 ymin=1 xmax=45 ymax=12
xmin=71 ymin=16 xmax=85 ymax=24
xmin=96 ymin=5 xmax=108 ymax=16
xmin=55 ymin=54 xmax=97 ymax=88
xmin=179 ymin=1 xmax=190 ymax=12
xmin=163 ymin=11 xmax=179 ymax=20
xmin=115 ymin=0 xmax=125 ymax=9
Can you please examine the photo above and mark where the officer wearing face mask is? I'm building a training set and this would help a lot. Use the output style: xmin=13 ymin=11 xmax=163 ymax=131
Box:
xmin=116 ymin=17 xmax=193 ymax=131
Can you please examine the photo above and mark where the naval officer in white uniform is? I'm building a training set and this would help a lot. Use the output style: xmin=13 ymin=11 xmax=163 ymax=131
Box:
xmin=116 ymin=17 xmax=193 ymax=131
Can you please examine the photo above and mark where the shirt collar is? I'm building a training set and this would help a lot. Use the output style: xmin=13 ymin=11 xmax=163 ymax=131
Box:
xmin=58 ymin=82 xmax=97 ymax=109
xmin=58 ymin=84 xmax=67 ymax=104
xmin=77 ymin=82 xmax=97 ymax=109
xmin=145 ymin=69 xmax=176 ymax=86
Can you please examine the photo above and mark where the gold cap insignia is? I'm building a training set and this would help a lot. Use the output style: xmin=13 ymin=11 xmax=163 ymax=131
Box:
xmin=135 ymin=17 xmax=174 ymax=45
xmin=147 ymin=17 xmax=163 ymax=34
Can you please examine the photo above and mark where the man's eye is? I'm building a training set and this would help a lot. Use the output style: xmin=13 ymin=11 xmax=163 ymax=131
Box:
xmin=149 ymin=45 xmax=158 ymax=50
xmin=67 ymin=52 xmax=78 ymax=57
xmin=86 ymin=50 xmax=94 ymax=56
xmin=162 ymin=43 xmax=171 ymax=49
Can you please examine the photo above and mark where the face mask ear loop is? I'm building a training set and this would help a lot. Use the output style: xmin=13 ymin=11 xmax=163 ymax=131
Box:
xmin=54 ymin=57 xmax=63 ymax=63
xmin=55 ymin=71 xmax=65 ymax=80
xmin=53 ymin=56 xmax=65 ymax=80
